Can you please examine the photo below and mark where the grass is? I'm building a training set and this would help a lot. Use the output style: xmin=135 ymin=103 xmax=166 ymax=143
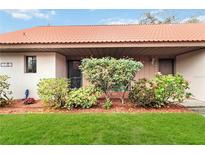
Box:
xmin=0 ymin=113 xmax=205 ymax=145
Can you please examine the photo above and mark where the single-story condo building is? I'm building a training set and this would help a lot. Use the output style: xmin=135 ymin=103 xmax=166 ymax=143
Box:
xmin=0 ymin=23 xmax=205 ymax=100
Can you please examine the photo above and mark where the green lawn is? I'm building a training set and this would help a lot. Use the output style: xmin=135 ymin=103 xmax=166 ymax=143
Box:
xmin=0 ymin=113 xmax=205 ymax=145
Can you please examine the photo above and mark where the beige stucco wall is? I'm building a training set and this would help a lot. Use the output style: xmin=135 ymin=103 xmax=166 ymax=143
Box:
xmin=0 ymin=52 xmax=66 ymax=99
xmin=134 ymin=57 xmax=158 ymax=80
xmin=55 ymin=53 xmax=67 ymax=78
xmin=176 ymin=48 xmax=205 ymax=101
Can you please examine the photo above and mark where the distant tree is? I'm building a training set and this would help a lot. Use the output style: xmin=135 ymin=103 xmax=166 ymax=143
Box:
xmin=185 ymin=16 xmax=201 ymax=23
xmin=139 ymin=12 xmax=178 ymax=24
xmin=139 ymin=12 xmax=160 ymax=24
xmin=162 ymin=16 xmax=177 ymax=24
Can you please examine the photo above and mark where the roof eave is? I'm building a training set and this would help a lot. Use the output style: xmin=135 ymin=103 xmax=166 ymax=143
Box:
xmin=0 ymin=41 xmax=205 ymax=50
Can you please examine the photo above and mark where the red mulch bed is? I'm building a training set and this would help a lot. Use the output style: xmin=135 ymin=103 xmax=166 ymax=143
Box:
xmin=0 ymin=99 xmax=191 ymax=114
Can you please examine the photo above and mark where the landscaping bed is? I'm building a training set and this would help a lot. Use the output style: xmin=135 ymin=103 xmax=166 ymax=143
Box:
xmin=1 ymin=58 xmax=192 ymax=114
xmin=0 ymin=98 xmax=190 ymax=114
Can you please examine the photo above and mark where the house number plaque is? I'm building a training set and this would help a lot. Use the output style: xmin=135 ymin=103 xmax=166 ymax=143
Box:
xmin=0 ymin=62 xmax=13 ymax=67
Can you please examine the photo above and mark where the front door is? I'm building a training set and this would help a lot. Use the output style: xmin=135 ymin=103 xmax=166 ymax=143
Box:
xmin=68 ymin=60 xmax=82 ymax=88
xmin=159 ymin=59 xmax=174 ymax=75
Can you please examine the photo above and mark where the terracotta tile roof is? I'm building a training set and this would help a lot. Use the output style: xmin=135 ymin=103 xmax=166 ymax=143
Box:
xmin=0 ymin=23 xmax=205 ymax=44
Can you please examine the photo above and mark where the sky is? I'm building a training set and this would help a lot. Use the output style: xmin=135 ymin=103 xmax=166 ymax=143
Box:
xmin=0 ymin=9 xmax=205 ymax=34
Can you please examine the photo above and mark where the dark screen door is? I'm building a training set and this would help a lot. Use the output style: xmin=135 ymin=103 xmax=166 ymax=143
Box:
xmin=68 ymin=60 xmax=82 ymax=88
xmin=159 ymin=59 xmax=174 ymax=75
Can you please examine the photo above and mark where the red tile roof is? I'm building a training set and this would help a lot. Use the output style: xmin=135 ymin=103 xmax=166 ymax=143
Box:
xmin=0 ymin=23 xmax=205 ymax=44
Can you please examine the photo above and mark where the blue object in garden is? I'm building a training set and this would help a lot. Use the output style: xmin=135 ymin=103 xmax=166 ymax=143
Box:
xmin=25 ymin=89 xmax=29 ymax=99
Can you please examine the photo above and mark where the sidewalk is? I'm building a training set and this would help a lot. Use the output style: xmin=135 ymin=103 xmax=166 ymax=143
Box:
xmin=182 ymin=99 xmax=205 ymax=116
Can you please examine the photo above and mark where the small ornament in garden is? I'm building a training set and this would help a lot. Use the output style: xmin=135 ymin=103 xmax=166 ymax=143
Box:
xmin=25 ymin=89 xmax=29 ymax=99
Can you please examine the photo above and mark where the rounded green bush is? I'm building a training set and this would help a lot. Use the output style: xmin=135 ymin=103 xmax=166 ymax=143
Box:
xmin=0 ymin=75 xmax=12 ymax=107
xmin=65 ymin=86 xmax=102 ymax=110
xmin=129 ymin=78 xmax=156 ymax=108
xmin=129 ymin=74 xmax=191 ymax=108
xmin=37 ymin=78 xmax=70 ymax=108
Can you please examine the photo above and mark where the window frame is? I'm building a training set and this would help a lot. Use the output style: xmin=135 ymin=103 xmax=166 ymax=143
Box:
xmin=25 ymin=56 xmax=37 ymax=73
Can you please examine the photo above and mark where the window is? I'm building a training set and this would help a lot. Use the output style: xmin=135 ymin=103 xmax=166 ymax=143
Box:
xmin=25 ymin=56 xmax=36 ymax=73
xmin=68 ymin=60 xmax=82 ymax=88
xmin=159 ymin=59 xmax=174 ymax=75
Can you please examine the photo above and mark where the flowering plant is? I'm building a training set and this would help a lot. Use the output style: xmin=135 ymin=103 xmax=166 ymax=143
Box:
xmin=23 ymin=98 xmax=35 ymax=105
xmin=129 ymin=74 xmax=191 ymax=108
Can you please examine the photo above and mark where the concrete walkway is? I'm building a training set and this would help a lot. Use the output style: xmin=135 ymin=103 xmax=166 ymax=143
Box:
xmin=182 ymin=99 xmax=205 ymax=116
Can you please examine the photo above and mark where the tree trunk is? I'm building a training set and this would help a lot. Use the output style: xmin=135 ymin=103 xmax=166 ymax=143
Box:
xmin=104 ymin=92 xmax=110 ymax=102
xmin=120 ymin=85 xmax=129 ymax=104
xmin=120 ymin=97 xmax=125 ymax=104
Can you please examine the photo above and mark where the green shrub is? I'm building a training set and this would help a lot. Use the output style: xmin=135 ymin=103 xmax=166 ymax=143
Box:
xmin=154 ymin=73 xmax=191 ymax=104
xmin=0 ymin=75 xmax=12 ymax=107
xmin=80 ymin=57 xmax=143 ymax=104
xmin=65 ymin=86 xmax=102 ymax=110
xmin=103 ymin=98 xmax=113 ymax=109
xmin=37 ymin=78 xmax=70 ymax=108
xmin=129 ymin=78 xmax=156 ymax=108
xmin=129 ymin=74 xmax=191 ymax=108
